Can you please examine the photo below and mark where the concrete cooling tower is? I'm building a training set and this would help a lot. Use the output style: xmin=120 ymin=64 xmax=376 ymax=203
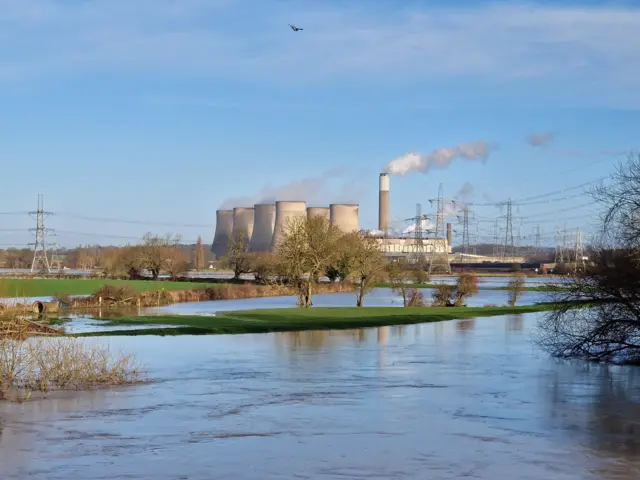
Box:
xmin=249 ymin=203 xmax=276 ymax=252
xmin=330 ymin=204 xmax=359 ymax=233
xmin=306 ymin=207 xmax=330 ymax=221
xmin=211 ymin=209 xmax=233 ymax=258
xmin=271 ymin=201 xmax=307 ymax=251
xmin=232 ymin=208 xmax=254 ymax=244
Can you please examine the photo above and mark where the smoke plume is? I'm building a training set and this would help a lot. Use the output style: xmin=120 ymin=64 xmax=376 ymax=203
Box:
xmin=455 ymin=181 xmax=474 ymax=204
xmin=218 ymin=168 xmax=361 ymax=209
xmin=384 ymin=141 xmax=495 ymax=176
xmin=526 ymin=131 xmax=555 ymax=147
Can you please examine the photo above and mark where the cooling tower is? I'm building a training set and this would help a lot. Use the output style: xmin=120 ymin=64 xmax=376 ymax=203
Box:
xmin=249 ymin=203 xmax=276 ymax=252
xmin=211 ymin=210 xmax=233 ymax=258
xmin=379 ymin=173 xmax=390 ymax=232
xmin=330 ymin=204 xmax=359 ymax=233
xmin=271 ymin=201 xmax=307 ymax=251
xmin=231 ymin=207 xmax=254 ymax=244
xmin=446 ymin=223 xmax=453 ymax=247
xmin=307 ymin=207 xmax=330 ymax=221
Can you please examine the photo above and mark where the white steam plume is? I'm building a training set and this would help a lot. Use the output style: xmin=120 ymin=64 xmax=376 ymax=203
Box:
xmin=218 ymin=168 xmax=362 ymax=209
xmin=454 ymin=181 xmax=474 ymax=205
xmin=384 ymin=141 xmax=496 ymax=176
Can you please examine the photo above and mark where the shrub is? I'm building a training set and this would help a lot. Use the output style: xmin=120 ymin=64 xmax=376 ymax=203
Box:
xmin=411 ymin=268 xmax=430 ymax=285
xmin=93 ymin=285 xmax=139 ymax=303
xmin=0 ymin=335 xmax=142 ymax=400
xmin=406 ymin=289 xmax=425 ymax=307
xmin=432 ymin=284 xmax=455 ymax=306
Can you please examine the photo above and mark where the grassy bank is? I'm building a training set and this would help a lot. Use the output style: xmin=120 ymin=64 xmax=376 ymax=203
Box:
xmin=74 ymin=303 xmax=557 ymax=337
xmin=374 ymin=282 xmax=565 ymax=292
xmin=0 ymin=278 xmax=220 ymax=297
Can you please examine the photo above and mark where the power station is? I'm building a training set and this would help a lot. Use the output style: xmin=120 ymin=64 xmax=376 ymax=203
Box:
xmin=212 ymin=172 xmax=453 ymax=261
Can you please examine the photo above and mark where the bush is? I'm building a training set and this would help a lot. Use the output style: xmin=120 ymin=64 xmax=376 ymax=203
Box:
xmin=93 ymin=285 xmax=139 ymax=303
xmin=411 ymin=268 xmax=430 ymax=285
xmin=0 ymin=335 xmax=142 ymax=400
xmin=432 ymin=284 xmax=455 ymax=306
xmin=406 ymin=289 xmax=425 ymax=307
xmin=454 ymin=273 xmax=479 ymax=306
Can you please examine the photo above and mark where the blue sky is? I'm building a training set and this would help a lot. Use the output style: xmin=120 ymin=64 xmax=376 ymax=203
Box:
xmin=0 ymin=0 xmax=638 ymax=247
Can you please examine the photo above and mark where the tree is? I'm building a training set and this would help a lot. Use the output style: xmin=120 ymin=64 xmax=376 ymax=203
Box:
xmin=165 ymin=248 xmax=189 ymax=281
xmin=507 ymin=273 xmax=526 ymax=306
xmin=193 ymin=236 xmax=205 ymax=271
xmin=411 ymin=267 xmax=430 ymax=285
xmin=138 ymin=233 xmax=181 ymax=280
xmin=249 ymin=252 xmax=278 ymax=285
xmin=453 ymin=272 xmax=479 ymax=306
xmin=386 ymin=261 xmax=412 ymax=307
xmin=349 ymin=231 xmax=386 ymax=307
xmin=432 ymin=284 xmax=455 ymax=307
xmin=536 ymin=153 xmax=640 ymax=364
xmin=276 ymin=216 xmax=341 ymax=307
xmin=325 ymin=233 xmax=355 ymax=283
xmin=226 ymin=231 xmax=252 ymax=281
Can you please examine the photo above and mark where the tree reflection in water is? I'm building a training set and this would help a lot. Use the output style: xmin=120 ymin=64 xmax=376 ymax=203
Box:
xmin=456 ymin=319 xmax=476 ymax=334
xmin=544 ymin=362 xmax=640 ymax=477
xmin=506 ymin=313 xmax=525 ymax=332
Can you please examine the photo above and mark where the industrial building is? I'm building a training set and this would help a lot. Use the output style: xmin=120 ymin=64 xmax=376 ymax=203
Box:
xmin=211 ymin=172 xmax=451 ymax=260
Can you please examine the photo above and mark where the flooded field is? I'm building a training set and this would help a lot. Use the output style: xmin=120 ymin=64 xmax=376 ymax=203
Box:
xmin=1 ymin=312 xmax=639 ymax=479
xmin=57 ymin=287 xmax=549 ymax=334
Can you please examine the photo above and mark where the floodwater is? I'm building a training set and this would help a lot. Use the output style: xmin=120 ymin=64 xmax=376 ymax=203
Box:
xmin=1 ymin=313 xmax=640 ymax=479
xmin=59 ymin=287 xmax=549 ymax=334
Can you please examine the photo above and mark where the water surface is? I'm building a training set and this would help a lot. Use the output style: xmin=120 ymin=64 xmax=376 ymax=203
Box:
xmin=1 ymin=313 xmax=638 ymax=479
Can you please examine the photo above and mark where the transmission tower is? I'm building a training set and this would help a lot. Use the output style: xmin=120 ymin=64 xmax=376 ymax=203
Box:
xmin=413 ymin=203 xmax=425 ymax=266
xmin=534 ymin=225 xmax=541 ymax=254
xmin=50 ymin=239 xmax=62 ymax=271
xmin=554 ymin=223 xmax=566 ymax=264
xmin=574 ymin=228 xmax=585 ymax=270
xmin=502 ymin=199 xmax=514 ymax=262
xmin=461 ymin=206 xmax=470 ymax=262
xmin=29 ymin=194 xmax=53 ymax=273
xmin=492 ymin=219 xmax=500 ymax=258
xmin=427 ymin=183 xmax=451 ymax=274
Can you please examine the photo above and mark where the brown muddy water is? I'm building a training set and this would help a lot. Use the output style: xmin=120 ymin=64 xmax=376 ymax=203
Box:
xmin=1 ymin=313 xmax=639 ymax=479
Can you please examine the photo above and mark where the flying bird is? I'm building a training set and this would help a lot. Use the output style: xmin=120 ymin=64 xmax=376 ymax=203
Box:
xmin=289 ymin=24 xmax=303 ymax=31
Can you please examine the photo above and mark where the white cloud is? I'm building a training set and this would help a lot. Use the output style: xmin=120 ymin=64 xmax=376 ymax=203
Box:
xmin=0 ymin=0 xmax=638 ymax=98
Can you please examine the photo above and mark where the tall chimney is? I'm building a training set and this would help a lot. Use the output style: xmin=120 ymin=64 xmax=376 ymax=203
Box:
xmin=446 ymin=223 xmax=452 ymax=249
xmin=378 ymin=173 xmax=390 ymax=232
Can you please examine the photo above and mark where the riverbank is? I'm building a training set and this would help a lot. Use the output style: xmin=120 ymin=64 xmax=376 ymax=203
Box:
xmin=374 ymin=282 xmax=565 ymax=292
xmin=0 ymin=277 xmax=566 ymax=300
xmin=73 ymin=303 xmax=559 ymax=337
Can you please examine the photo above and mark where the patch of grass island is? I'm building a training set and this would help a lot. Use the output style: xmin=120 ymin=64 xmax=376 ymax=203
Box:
xmin=74 ymin=303 xmax=560 ymax=337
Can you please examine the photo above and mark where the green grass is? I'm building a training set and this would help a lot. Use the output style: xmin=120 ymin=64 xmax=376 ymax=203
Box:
xmin=374 ymin=282 xmax=565 ymax=292
xmin=72 ymin=303 xmax=559 ymax=337
xmin=0 ymin=278 xmax=218 ymax=298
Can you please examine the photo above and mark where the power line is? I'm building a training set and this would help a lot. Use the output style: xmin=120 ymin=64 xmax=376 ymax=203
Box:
xmin=55 ymin=213 xmax=210 ymax=229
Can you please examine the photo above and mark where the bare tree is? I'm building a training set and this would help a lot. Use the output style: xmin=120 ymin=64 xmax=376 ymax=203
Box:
xmin=276 ymin=216 xmax=341 ymax=307
xmin=249 ymin=252 xmax=278 ymax=285
xmin=194 ymin=236 xmax=205 ymax=271
xmin=536 ymin=153 xmax=640 ymax=364
xmin=165 ymin=248 xmax=189 ymax=281
xmin=349 ymin=231 xmax=386 ymax=307
xmin=432 ymin=284 xmax=455 ymax=307
xmin=386 ymin=261 xmax=412 ymax=306
xmin=507 ymin=273 xmax=526 ymax=306
xmin=138 ymin=233 xmax=181 ymax=280
xmin=226 ymin=231 xmax=252 ymax=281
xmin=453 ymin=273 xmax=479 ymax=306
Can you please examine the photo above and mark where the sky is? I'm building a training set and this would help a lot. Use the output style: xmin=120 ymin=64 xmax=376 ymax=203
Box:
xmin=0 ymin=0 xmax=639 ymax=248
